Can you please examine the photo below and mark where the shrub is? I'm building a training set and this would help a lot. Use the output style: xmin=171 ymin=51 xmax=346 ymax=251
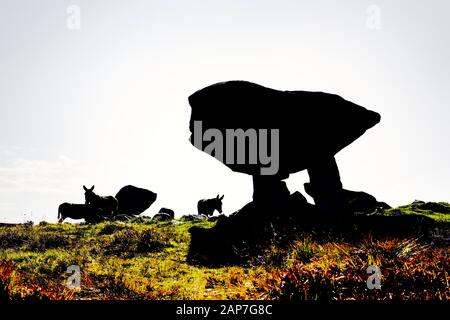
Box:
xmin=0 ymin=228 xmax=29 ymax=249
xmin=293 ymin=240 xmax=315 ymax=263
xmin=104 ymin=228 xmax=171 ymax=257
xmin=0 ymin=262 xmax=74 ymax=301
xmin=268 ymin=239 xmax=450 ymax=300
xmin=98 ymin=223 xmax=128 ymax=235
xmin=27 ymin=233 xmax=71 ymax=252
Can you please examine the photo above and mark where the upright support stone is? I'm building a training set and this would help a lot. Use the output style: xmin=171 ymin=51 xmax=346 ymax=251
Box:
xmin=252 ymin=175 xmax=291 ymax=216
xmin=305 ymin=156 xmax=345 ymax=216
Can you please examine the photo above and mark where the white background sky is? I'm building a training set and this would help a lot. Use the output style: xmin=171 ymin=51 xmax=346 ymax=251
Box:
xmin=0 ymin=0 xmax=449 ymax=223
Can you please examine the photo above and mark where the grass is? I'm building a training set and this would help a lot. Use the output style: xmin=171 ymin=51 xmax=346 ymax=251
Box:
xmin=381 ymin=202 xmax=450 ymax=223
xmin=0 ymin=203 xmax=449 ymax=300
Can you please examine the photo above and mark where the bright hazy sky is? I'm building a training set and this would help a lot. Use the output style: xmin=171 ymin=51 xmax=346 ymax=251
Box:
xmin=1 ymin=0 xmax=449 ymax=223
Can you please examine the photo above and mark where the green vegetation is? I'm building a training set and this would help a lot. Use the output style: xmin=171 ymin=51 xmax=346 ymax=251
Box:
xmin=0 ymin=203 xmax=449 ymax=300
xmin=381 ymin=201 xmax=450 ymax=223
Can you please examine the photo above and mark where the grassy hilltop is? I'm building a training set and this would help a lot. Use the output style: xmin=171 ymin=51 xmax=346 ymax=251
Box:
xmin=0 ymin=202 xmax=449 ymax=301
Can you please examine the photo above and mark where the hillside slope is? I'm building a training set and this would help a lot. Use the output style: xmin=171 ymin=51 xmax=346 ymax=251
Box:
xmin=1 ymin=202 xmax=449 ymax=300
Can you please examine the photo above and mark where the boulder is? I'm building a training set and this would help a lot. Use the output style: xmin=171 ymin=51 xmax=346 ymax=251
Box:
xmin=115 ymin=185 xmax=157 ymax=216
xmin=113 ymin=214 xmax=135 ymax=221
xmin=152 ymin=213 xmax=172 ymax=221
xmin=413 ymin=201 xmax=450 ymax=214
xmin=189 ymin=80 xmax=380 ymax=178
xmin=207 ymin=214 xmax=227 ymax=223
xmin=158 ymin=207 xmax=175 ymax=219
xmin=305 ymin=184 xmax=391 ymax=215
xmin=180 ymin=214 xmax=207 ymax=222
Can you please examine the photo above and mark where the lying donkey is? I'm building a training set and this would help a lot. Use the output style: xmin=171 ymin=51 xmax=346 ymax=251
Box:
xmin=58 ymin=203 xmax=106 ymax=223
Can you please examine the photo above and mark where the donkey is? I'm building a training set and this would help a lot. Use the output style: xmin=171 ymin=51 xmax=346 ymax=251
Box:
xmin=58 ymin=202 xmax=105 ymax=223
xmin=83 ymin=185 xmax=119 ymax=216
xmin=197 ymin=194 xmax=224 ymax=216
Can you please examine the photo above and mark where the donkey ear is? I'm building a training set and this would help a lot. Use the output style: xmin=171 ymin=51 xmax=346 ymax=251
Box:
xmin=83 ymin=185 xmax=88 ymax=191
xmin=220 ymin=195 xmax=224 ymax=200
xmin=216 ymin=194 xmax=220 ymax=199
xmin=90 ymin=185 xmax=95 ymax=191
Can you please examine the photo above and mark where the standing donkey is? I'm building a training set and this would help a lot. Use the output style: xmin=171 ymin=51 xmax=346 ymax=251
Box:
xmin=83 ymin=185 xmax=119 ymax=216
xmin=197 ymin=195 xmax=224 ymax=216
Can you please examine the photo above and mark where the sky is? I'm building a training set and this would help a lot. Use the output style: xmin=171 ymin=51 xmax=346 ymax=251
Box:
xmin=0 ymin=0 xmax=449 ymax=223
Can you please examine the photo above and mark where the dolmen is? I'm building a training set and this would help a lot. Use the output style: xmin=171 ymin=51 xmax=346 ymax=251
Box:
xmin=186 ymin=80 xmax=386 ymax=263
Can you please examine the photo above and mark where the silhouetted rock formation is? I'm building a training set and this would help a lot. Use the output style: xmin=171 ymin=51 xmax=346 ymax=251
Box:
xmin=187 ymin=80 xmax=383 ymax=264
xmin=113 ymin=214 xmax=135 ymax=222
xmin=158 ymin=207 xmax=175 ymax=219
xmin=187 ymin=191 xmax=317 ymax=265
xmin=152 ymin=213 xmax=173 ymax=221
xmin=304 ymin=185 xmax=391 ymax=215
xmin=343 ymin=189 xmax=391 ymax=214
xmin=188 ymin=81 xmax=380 ymax=215
xmin=207 ymin=215 xmax=226 ymax=223
xmin=188 ymin=81 xmax=380 ymax=175
xmin=115 ymin=185 xmax=157 ymax=216
xmin=180 ymin=214 xmax=208 ymax=222
xmin=411 ymin=201 xmax=450 ymax=214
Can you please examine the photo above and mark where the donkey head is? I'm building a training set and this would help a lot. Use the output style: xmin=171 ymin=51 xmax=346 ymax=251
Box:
xmin=215 ymin=194 xmax=224 ymax=213
xmin=83 ymin=185 xmax=96 ymax=205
